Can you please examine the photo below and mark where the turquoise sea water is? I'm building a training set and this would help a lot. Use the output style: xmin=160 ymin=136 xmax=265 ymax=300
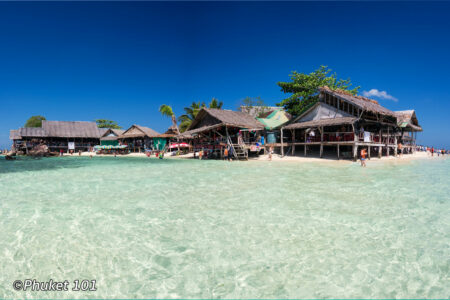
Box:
xmin=0 ymin=156 xmax=449 ymax=299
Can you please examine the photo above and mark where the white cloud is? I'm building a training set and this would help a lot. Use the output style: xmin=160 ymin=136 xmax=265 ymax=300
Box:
xmin=362 ymin=89 xmax=398 ymax=102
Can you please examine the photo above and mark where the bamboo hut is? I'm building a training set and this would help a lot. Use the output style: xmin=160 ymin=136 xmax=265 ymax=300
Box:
xmin=395 ymin=110 xmax=422 ymax=154
xmin=118 ymin=125 xmax=160 ymax=152
xmin=178 ymin=108 xmax=265 ymax=160
xmin=11 ymin=121 xmax=104 ymax=153
xmin=278 ymin=86 xmax=419 ymax=160
xmin=100 ymin=128 xmax=125 ymax=146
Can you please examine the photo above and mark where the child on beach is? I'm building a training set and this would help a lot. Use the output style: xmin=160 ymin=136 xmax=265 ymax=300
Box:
xmin=360 ymin=148 xmax=367 ymax=167
xmin=268 ymin=146 xmax=273 ymax=161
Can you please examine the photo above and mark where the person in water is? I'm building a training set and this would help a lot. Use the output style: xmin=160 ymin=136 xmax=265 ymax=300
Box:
xmin=360 ymin=148 xmax=367 ymax=167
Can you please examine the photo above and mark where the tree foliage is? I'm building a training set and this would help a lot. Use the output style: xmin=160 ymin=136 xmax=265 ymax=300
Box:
xmin=159 ymin=104 xmax=179 ymax=134
xmin=95 ymin=119 xmax=122 ymax=129
xmin=277 ymin=65 xmax=360 ymax=116
xmin=239 ymin=96 xmax=269 ymax=118
xmin=25 ymin=115 xmax=46 ymax=127
xmin=208 ymin=97 xmax=223 ymax=109
xmin=178 ymin=98 xmax=223 ymax=132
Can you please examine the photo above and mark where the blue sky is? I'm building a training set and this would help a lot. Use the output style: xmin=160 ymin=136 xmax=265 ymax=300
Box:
xmin=1 ymin=1 xmax=449 ymax=149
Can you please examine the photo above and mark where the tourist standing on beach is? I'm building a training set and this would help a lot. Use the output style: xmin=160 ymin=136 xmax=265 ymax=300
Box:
xmin=360 ymin=148 xmax=367 ymax=167
xmin=398 ymin=142 xmax=403 ymax=157
xmin=268 ymin=146 xmax=273 ymax=161
xmin=224 ymin=147 xmax=229 ymax=161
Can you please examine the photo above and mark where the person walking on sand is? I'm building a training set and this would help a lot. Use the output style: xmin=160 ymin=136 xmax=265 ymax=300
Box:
xmin=431 ymin=147 xmax=434 ymax=157
xmin=224 ymin=147 xmax=229 ymax=161
xmin=360 ymin=148 xmax=367 ymax=167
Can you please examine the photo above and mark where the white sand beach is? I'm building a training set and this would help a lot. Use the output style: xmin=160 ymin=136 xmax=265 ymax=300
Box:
xmin=62 ymin=150 xmax=443 ymax=164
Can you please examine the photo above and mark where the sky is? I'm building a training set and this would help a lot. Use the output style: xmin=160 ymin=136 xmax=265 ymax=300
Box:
xmin=1 ymin=1 xmax=450 ymax=149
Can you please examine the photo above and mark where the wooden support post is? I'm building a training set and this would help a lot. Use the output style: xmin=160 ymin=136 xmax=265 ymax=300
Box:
xmin=304 ymin=131 xmax=307 ymax=156
xmin=337 ymin=144 xmax=340 ymax=160
xmin=280 ymin=127 xmax=284 ymax=156
xmin=352 ymin=144 xmax=357 ymax=161
xmin=291 ymin=129 xmax=295 ymax=155
xmin=394 ymin=135 xmax=398 ymax=157
xmin=368 ymin=146 xmax=371 ymax=159
xmin=320 ymin=127 xmax=324 ymax=158
xmin=378 ymin=129 xmax=382 ymax=158
xmin=386 ymin=127 xmax=390 ymax=156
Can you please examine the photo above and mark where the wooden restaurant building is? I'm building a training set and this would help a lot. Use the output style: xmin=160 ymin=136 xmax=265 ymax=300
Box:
xmin=10 ymin=120 xmax=105 ymax=153
xmin=178 ymin=108 xmax=265 ymax=160
xmin=278 ymin=86 xmax=422 ymax=160
xmin=118 ymin=125 xmax=160 ymax=152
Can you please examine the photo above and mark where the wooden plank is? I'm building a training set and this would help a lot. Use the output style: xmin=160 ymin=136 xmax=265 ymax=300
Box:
xmin=280 ymin=128 xmax=284 ymax=156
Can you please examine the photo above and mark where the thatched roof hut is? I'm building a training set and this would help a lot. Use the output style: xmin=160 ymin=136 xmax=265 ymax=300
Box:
xmin=41 ymin=120 xmax=103 ymax=138
xmin=18 ymin=127 xmax=46 ymax=138
xmin=12 ymin=121 xmax=104 ymax=142
xmin=179 ymin=108 xmax=264 ymax=137
xmin=395 ymin=110 xmax=422 ymax=132
xmin=156 ymin=125 xmax=178 ymax=138
xmin=319 ymin=86 xmax=397 ymax=118
xmin=100 ymin=128 xmax=125 ymax=141
xmin=284 ymin=117 xmax=357 ymax=130
xmin=9 ymin=130 xmax=21 ymax=140
xmin=119 ymin=125 xmax=160 ymax=138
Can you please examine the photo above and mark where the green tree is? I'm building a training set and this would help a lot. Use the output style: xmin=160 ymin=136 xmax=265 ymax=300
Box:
xmin=178 ymin=101 xmax=205 ymax=133
xmin=159 ymin=104 xmax=179 ymax=134
xmin=208 ymin=97 xmax=223 ymax=109
xmin=95 ymin=119 xmax=122 ymax=129
xmin=239 ymin=96 xmax=269 ymax=118
xmin=24 ymin=115 xmax=46 ymax=127
xmin=277 ymin=65 xmax=359 ymax=116
xmin=178 ymin=98 xmax=224 ymax=132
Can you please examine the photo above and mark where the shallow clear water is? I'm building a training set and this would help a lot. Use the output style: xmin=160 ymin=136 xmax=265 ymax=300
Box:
xmin=0 ymin=156 xmax=449 ymax=298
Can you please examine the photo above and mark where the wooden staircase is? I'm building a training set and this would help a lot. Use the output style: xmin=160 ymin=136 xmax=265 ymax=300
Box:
xmin=226 ymin=135 xmax=248 ymax=161
xmin=231 ymin=143 xmax=248 ymax=160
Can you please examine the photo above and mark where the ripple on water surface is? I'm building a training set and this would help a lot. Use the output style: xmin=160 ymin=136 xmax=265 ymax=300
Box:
xmin=0 ymin=156 xmax=449 ymax=298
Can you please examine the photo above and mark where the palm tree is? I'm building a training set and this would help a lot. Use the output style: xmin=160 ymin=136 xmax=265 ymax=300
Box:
xmin=178 ymin=101 xmax=205 ymax=133
xmin=159 ymin=104 xmax=179 ymax=134
xmin=178 ymin=98 xmax=224 ymax=133
xmin=208 ymin=97 xmax=223 ymax=109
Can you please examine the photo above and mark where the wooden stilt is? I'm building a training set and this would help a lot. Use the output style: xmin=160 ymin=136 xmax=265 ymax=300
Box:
xmin=368 ymin=146 xmax=371 ymax=159
xmin=386 ymin=127 xmax=390 ymax=156
xmin=394 ymin=135 xmax=398 ymax=157
xmin=320 ymin=127 xmax=323 ymax=158
xmin=353 ymin=144 xmax=357 ymax=161
xmin=337 ymin=144 xmax=340 ymax=160
xmin=291 ymin=129 xmax=295 ymax=155
xmin=304 ymin=131 xmax=307 ymax=156
xmin=378 ymin=129 xmax=382 ymax=158
xmin=280 ymin=128 xmax=284 ymax=156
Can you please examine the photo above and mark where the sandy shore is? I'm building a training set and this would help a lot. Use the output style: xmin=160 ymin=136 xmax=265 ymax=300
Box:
xmin=56 ymin=150 xmax=446 ymax=165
